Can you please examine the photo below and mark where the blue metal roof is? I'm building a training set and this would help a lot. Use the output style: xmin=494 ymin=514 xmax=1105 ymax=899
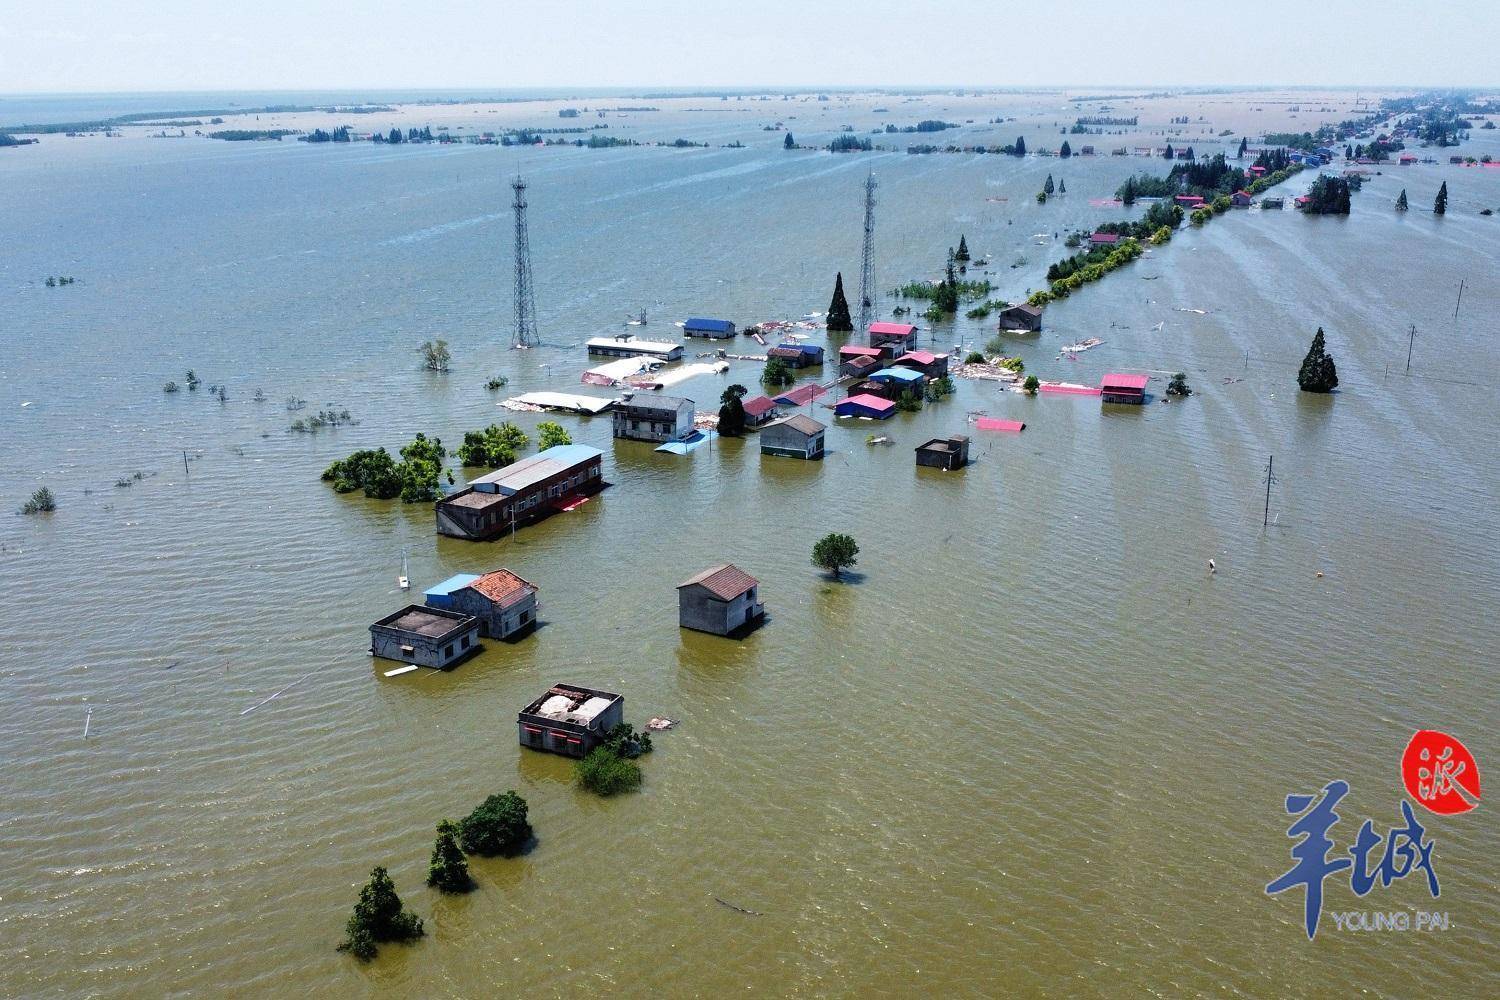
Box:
xmin=684 ymin=317 xmax=734 ymax=332
xmin=425 ymin=573 xmax=480 ymax=598
xmin=871 ymin=366 xmax=924 ymax=383
xmin=536 ymin=443 xmax=605 ymax=464
xmin=778 ymin=343 xmax=822 ymax=355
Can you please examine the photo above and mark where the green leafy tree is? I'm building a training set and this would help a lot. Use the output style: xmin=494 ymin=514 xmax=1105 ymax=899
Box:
xmin=1396 ymin=189 xmax=1408 ymax=211
xmin=397 ymin=433 xmax=446 ymax=504
xmin=825 ymin=272 xmax=853 ymax=333
xmin=717 ymin=384 xmax=748 ymax=437
xmin=1167 ymin=372 xmax=1192 ymax=396
xmin=812 ymin=533 xmax=859 ymax=578
xmin=19 ymin=487 xmax=57 ymax=514
xmin=1433 ymin=181 xmax=1448 ymax=216
xmin=1059 ymin=140 xmax=1072 ymax=158
xmin=924 ymin=374 xmax=955 ymax=401
xmin=761 ymin=357 xmax=794 ymax=388
xmin=964 ymin=351 xmax=987 ymax=365
xmin=459 ymin=791 xmax=532 ymax=857
xmin=576 ymin=747 xmax=643 ymax=796
xmin=536 ymin=421 xmax=572 ymax=449
xmin=1023 ymin=375 xmax=1040 ymax=396
xmin=426 ymin=820 xmax=474 ymax=894
xmin=954 ymin=235 xmax=970 ymax=262
xmin=1297 ymin=327 xmax=1339 ymax=393
xmin=338 ymin=866 xmax=424 ymax=962
xmin=457 ymin=423 xmax=528 ymax=468
xmin=322 ymin=448 xmax=402 ymax=499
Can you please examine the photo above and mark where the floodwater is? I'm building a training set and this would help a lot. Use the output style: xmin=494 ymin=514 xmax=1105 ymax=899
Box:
xmin=2 ymin=91 xmax=1498 ymax=998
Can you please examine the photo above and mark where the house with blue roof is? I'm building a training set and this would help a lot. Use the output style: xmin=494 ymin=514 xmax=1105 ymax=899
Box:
xmin=683 ymin=317 xmax=737 ymax=339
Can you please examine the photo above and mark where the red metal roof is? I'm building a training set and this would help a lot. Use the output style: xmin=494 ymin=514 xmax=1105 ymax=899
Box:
xmin=773 ymin=384 xmax=828 ymax=407
xmin=838 ymin=393 xmax=896 ymax=412
xmin=676 ymin=563 xmax=758 ymax=600
xmin=742 ymin=395 xmax=777 ymax=417
xmin=838 ymin=345 xmax=883 ymax=357
xmin=1101 ymin=373 xmax=1150 ymax=390
xmin=897 ymin=350 xmax=937 ymax=365
xmin=868 ymin=322 xmax=917 ymax=337
xmin=1090 ymin=231 xmax=1120 ymax=243
xmin=975 ymin=417 xmax=1026 ymax=432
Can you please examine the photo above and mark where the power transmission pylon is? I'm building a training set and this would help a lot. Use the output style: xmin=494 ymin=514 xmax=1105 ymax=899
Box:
xmin=511 ymin=175 xmax=540 ymax=350
xmin=857 ymin=172 xmax=877 ymax=339
xmin=1262 ymin=455 xmax=1278 ymax=528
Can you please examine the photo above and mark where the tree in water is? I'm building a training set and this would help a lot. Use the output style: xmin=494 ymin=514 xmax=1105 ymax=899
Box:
xmin=1164 ymin=143 xmax=1174 ymax=160
xmin=536 ymin=421 xmax=572 ymax=449
xmin=1060 ymin=140 xmax=1072 ymax=158
xmin=1013 ymin=135 xmax=1026 ymax=157
xmin=783 ymin=132 xmax=794 ymax=149
xmin=1043 ymin=173 xmax=1055 ymax=195
xmin=1297 ymin=327 xmax=1339 ymax=393
xmin=1121 ymin=176 xmax=1137 ymax=206
xmin=420 ymin=339 xmax=451 ymax=372
xmin=1238 ymin=137 xmax=1249 ymax=159
xmin=761 ymin=357 xmax=794 ymax=388
xmin=1058 ymin=178 xmax=1066 ymax=194
xmin=825 ymin=272 xmax=853 ymax=332
xmin=1166 ymin=372 xmax=1192 ymax=396
xmin=717 ymin=384 xmax=748 ymax=437
xmin=459 ymin=791 xmax=532 ymax=857
xmin=1433 ymin=181 xmax=1448 ymax=216
xmin=954 ymin=235 xmax=970 ymax=263
xmin=812 ymin=532 xmax=860 ymax=579
xmin=338 ymin=867 xmax=424 ymax=962
xmin=1396 ymin=188 xmax=1408 ymax=211
xmin=426 ymin=820 xmax=474 ymax=894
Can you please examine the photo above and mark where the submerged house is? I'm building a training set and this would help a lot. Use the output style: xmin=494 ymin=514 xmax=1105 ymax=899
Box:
xmin=838 ymin=344 xmax=885 ymax=376
xmin=915 ymin=435 xmax=970 ymax=471
xmin=759 ymin=414 xmax=825 ymax=460
xmin=997 ymin=303 xmax=1043 ymax=332
xmin=613 ymin=393 xmax=694 ymax=442
xmin=835 ymin=393 xmax=896 ymax=419
xmin=842 ymin=355 xmax=881 ymax=381
xmin=894 ymin=350 xmax=949 ymax=379
xmin=683 ymin=317 xmax=737 ymax=339
xmin=677 ymin=564 xmax=764 ymax=636
xmin=1100 ymin=372 xmax=1149 ymax=404
xmin=517 ymin=683 xmax=624 ymax=758
xmin=370 ymin=605 xmax=481 ymax=669
xmin=436 ymin=444 xmax=605 ymax=541
xmin=868 ymin=321 xmax=918 ymax=354
xmin=1231 ymin=190 xmax=1253 ymax=207
xmin=742 ymin=394 xmax=779 ymax=429
xmin=868 ymin=365 xmax=926 ymax=397
xmin=1089 ymin=231 xmax=1120 ymax=247
xmin=426 ymin=568 xmax=539 ymax=640
xmin=586 ymin=335 xmax=684 ymax=362
xmin=767 ymin=343 xmax=824 ymax=368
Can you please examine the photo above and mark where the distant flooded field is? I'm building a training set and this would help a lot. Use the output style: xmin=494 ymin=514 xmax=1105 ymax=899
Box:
xmin=2 ymin=88 xmax=1497 ymax=998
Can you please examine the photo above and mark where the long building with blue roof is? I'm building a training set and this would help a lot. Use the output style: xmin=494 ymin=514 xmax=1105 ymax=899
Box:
xmin=682 ymin=317 xmax=737 ymax=338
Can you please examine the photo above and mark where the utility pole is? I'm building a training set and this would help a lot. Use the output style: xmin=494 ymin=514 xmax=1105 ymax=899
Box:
xmin=1262 ymin=455 xmax=1277 ymax=529
xmin=857 ymin=172 xmax=877 ymax=340
xmin=1405 ymin=324 xmax=1416 ymax=375
xmin=1453 ymin=279 xmax=1465 ymax=321
xmin=511 ymin=176 xmax=540 ymax=350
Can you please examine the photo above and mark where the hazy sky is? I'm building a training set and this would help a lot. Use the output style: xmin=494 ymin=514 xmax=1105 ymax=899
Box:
xmin=1 ymin=0 xmax=1497 ymax=94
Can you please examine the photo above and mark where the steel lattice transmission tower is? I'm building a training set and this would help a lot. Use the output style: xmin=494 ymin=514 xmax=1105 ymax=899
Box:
xmin=511 ymin=175 xmax=540 ymax=350
xmin=857 ymin=171 xmax=878 ymax=339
